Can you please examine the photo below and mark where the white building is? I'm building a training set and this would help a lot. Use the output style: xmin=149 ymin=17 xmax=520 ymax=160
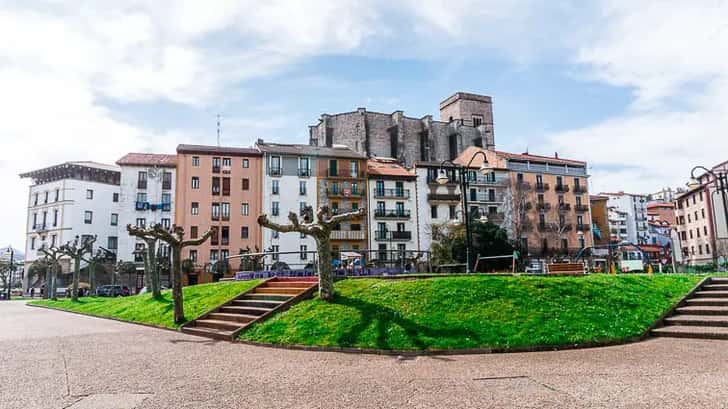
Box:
xmin=366 ymin=158 xmax=419 ymax=264
xmin=414 ymin=162 xmax=462 ymax=253
xmin=19 ymin=162 xmax=121 ymax=286
xmin=116 ymin=153 xmax=176 ymax=283
xmin=602 ymin=192 xmax=649 ymax=244
xmin=255 ymin=142 xmax=319 ymax=270
xmin=607 ymin=206 xmax=629 ymax=243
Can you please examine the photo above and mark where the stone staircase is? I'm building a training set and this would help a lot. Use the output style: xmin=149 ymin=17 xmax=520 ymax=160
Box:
xmin=181 ymin=277 xmax=318 ymax=341
xmin=652 ymin=277 xmax=728 ymax=340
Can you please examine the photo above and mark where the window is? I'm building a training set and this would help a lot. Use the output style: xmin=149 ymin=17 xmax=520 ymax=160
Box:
xmin=689 ymin=230 xmax=693 ymax=239
xmin=378 ymin=244 xmax=387 ymax=261
xmin=561 ymin=238 xmax=568 ymax=251
xmin=33 ymin=193 xmax=38 ymax=206
xmin=212 ymin=177 xmax=220 ymax=195
xmin=221 ymin=202 xmax=230 ymax=221
xmin=269 ymin=245 xmax=280 ymax=261
xmin=395 ymin=202 xmax=404 ymax=215
xmin=241 ymin=226 xmax=249 ymax=239
xmin=112 ymin=192 xmax=119 ymax=202
xmin=431 ymin=205 xmax=438 ymax=218
xmin=137 ymin=171 xmax=147 ymax=189
xmin=222 ymin=177 xmax=230 ymax=196
xmin=299 ymin=157 xmax=310 ymax=176
xmin=86 ymin=189 xmax=93 ymax=199
xmin=32 ymin=212 xmax=37 ymax=228
xmin=210 ymin=250 xmax=218 ymax=262
xmin=190 ymin=226 xmax=198 ymax=239
xmin=472 ymin=115 xmax=483 ymax=127
xmin=161 ymin=193 xmax=171 ymax=211
xmin=136 ymin=192 xmax=147 ymax=204
xmin=328 ymin=159 xmax=338 ymax=177
xmin=517 ymin=173 xmax=524 ymax=182
xmin=702 ymin=208 xmax=706 ymax=219
xmin=697 ymin=228 xmax=701 ymax=238
xmin=84 ymin=211 xmax=93 ymax=224
xmin=212 ymin=203 xmax=220 ymax=220
xmin=299 ymin=202 xmax=307 ymax=215
xmin=706 ymin=244 xmax=711 ymax=254
xmin=300 ymin=232 xmax=306 ymax=239
xmin=55 ymin=189 xmax=60 ymax=202
xmin=449 ymin=205 xmax=457 ymax=220
xmin=136 ymin=218 xmax=146 ymax=228
xmin=704 ymin=226 xmax=708 ymax=235
xmin=192 ymin=156 xmax=200 ymax=166
xmin=352 ymin=182 xmax=359 ymax=195
xmin=189 ymin=250 xmax=197 ymax=262
xmin=241 ymin=203 xmax=249 ymax=216
xmin=299 ymin=181 xmax=306 ymax=195
xmin=43 ymin=191 xmax=48 ymax=203
xmin=272 ymin=180 xmax=280 ymax=194
xmin=243 ymin=159 xmax=249 ymax=168
xmin=51 ymin=234 xmax=56 ymax=248
xmin=699 ymin=245 xmax=703 ymax=255
xmin=107 ymin=236 xmax=118 ymax=250
xmin=300 ymin=245 xmax=308 ymax=260
xmin=53 ymin=209 xmax=58 ymax=226
xmin=30 ymin=237 xmax=36 ymax=250
xmin=211 ymin=227 xmax=219 ymax=245
xmin=191 ymin=177 xmax=200 ymax=189
xmin=270 ymin=156 xmax=282 ymax=175
xmin=223 ymin=157 xmax=232 ymax=167
xmin=221 ymin=226 xmax=230 ymax=245
xmin=242 ymin=178 xmax=249 ymax=190
xmin=488 ymin=189 xmax=495 ymax=202
xmin=191 ymin=202 xmax=199 ymax=215
xmin=350 ymin=161 xmax=359 ymax=178
xmin=162 ymin=171 xmax=172 ymax=190
xmin=110 ymin=213 xmax=118 ymax=226
xmin=134 ymin=244 xmax=145 ymax=262
xmin=272 ymin=202 xmax=280 ymax=216
xmin=212 ymin=157 xmax=221 ymax=172
xmin=272 ymin=230 xmax=279 ymax=239
xmin=162 ymin=218 xmax=171 ymax=229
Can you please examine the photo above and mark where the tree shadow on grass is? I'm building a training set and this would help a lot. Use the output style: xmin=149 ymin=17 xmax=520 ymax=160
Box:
xmin=334 ymin=295 xmax=480 ymax=350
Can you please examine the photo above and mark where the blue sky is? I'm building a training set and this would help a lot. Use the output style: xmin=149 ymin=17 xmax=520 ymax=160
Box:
xmin=1 ymin=1 xmax=727 ymax=250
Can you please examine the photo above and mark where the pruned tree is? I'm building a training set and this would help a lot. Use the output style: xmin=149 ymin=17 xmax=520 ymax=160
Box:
xmin=503 ymin=180 xmax=533 ymax=259
xmin=116 ymin=261 xmax=136 ymax=287
xmin=0 ymin=260 xmax=15 ymax=297
xmin=60 ymin=235 xmax=96 ymax=301
xmin=238 ymin=246 xmax=265 ymax=271
xmin=127 ymin=224 xmax=163 ymax=298
xmin=547 ymin=215 xmax=573 ymax=261
xmin=127 ymin=224 xmax=212 ymax=324
xmin=38 ymin=245 xmax=64 ymax=300
xmin=26 ymin=259 xmax=51 ymax=292
xmin=716 ymin=238 xmax=728 ymax=271
xmin=258 ymin=205 xmax=365 ymax=301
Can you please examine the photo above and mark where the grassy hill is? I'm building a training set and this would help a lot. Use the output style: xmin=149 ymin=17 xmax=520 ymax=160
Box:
xmin=29 ymin=280 xmax=261 ymax=329
xmin=240 ymin=274 xmax=702 ymax=350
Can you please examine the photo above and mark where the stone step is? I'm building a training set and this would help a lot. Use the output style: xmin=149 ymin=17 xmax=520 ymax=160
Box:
xmin=693 ymin=291 xmax=728 ymax=298
xmin=233 ymin=299 xmax=285 ymax=309
xmin=675 ymin=306 xmax=728 ymax=316
xmin=220 ymin=305 xmax=272 ymax=316
xmin=263 ymin=281 xmax=315 ymax=288
xmin=703 ymin=284 xmax=728 ymax=291
xmin=709 ymin=278 xmax=728 ymax=284
xmin=195 ymin=319 xmax=242 ymax=331
xmin=685 ymin=298 xmax=728 ymax=307
xmin=242 ymin=293 xmax=292 ymax=301
xmin=652 ymin=325 xmax=728 ymax=340
xmin=181 ymin=326 xmax=234 ymax=341
xmin=254 ymin=287 xmax=304 ymax=295
xmin=665 ymin=315 xmax=728 ymax=327
xmin=207 ymin=312 xmax=257 ymax=323
xmin=272 ymin=277 xmax=318 ymax=282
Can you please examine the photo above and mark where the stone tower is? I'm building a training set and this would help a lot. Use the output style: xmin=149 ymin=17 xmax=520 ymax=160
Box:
xmin=439 ymin=92 xmax=495 ymax=150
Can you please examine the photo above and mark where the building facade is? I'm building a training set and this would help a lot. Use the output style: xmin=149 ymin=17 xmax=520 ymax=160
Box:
xmin=175 ymin=145 xmax=263 ymax=284
xmin=308 ymin=92 xmax=495 ymax=167
xmin=19 ymin=162 xmax=121 ymax=285
xmin=366 ymin=158 xmax=419 ymax=264
xmin=414 ymin=162 xmax=462 ymax=254
xmin=695 ymin=161 xmax=728 ymax=263
xmin=116 ymin=153 xmax=176 ymax=281
xmin=601 ymin=192 xmax=649 ymax=245
xmin=674 ymin=186 xmax=715 ymax=266
xmin=589 ymin=195 xmax=610 ymax=246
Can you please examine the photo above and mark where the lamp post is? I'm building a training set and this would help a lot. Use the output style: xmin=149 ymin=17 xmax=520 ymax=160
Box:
xmin=437 ymin=151 xmax=491 ymax=273
xmin=688 ymin=166 xmax=728 ymax=267
xmin=6 ymin=246 xmax=13 ymax=300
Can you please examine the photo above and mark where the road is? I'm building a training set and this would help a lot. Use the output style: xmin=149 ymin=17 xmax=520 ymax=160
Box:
xmin=2 ymin=301 xmax=728 ymax=408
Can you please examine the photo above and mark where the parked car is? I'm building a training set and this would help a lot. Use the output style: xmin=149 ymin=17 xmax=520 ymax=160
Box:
xmin=96 ymin=285 xmax=131 ymax=297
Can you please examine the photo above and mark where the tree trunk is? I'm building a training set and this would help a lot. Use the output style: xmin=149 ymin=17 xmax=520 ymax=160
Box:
xmin=72 ymin=257 xmax=80 ymax=301
xmin=89 ymin=261 xmax=96 ymax=295
xmin=45 ymin=267 xmax=52 ymax=299
xmin=171 ymin=245 xmax=184 ymax=324
xmin=316 ymin=236 xmax=334 ymax=301
xmin=50 ymin=263 xmax=58 ymax=300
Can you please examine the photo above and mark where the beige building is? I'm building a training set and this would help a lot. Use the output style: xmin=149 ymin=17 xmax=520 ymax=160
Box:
xmin=674 ymin=187 xmax=714 ymax=266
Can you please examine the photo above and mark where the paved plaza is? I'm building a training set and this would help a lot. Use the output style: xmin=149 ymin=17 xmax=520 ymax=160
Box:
xmin=2 ymin=301 xmax=728 ymax=409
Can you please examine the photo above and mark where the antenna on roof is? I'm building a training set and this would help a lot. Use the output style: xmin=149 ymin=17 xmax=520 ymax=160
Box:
xmin=216 ymin=114 xmax=221 ymax=147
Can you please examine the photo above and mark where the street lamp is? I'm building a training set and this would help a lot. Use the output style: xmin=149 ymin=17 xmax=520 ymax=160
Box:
xmin=437 ymin=150 xmax=491 ymax=273
xmin=688 ymin=166 xmax=728 ymax=266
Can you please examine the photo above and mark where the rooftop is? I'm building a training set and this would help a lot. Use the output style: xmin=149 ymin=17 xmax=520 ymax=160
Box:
xmin=255 ymin=141 xmax=366 ymax=159
xmin=366 ymin=158 xmax=415 ymax=178
xmin=176 ymin=144 xmax=261 ymax=156
xmin=116 ymin=153 xmax=176 ymax=168
xmin=494 ymin=150 xmax=586 ymax=167
xmin=20 ymin=161 xmax=120 ymax=178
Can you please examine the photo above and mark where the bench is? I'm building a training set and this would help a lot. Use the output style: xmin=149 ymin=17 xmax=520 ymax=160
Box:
xmin=546 ymin=263 xmax=585 ymax=275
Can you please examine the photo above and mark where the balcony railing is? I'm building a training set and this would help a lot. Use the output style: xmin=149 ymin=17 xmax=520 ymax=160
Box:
xmin=326 ymin=169 xmax=365 ymax=178
xmin=537 ymin=202 xmax=551 ymax=211
xmin=326 ymin=189 xmax=365 ymax=197
xmin=330 ymin=230 xmax=366 ymax=240
xmin=331 ymin=207 xmax=359 ymax=215
xmin=374 ymin=231 xmax=413 ymax=241
xmin=427 ymin=193 xmax=460 ymax=201
xmin=516 ymin=181 xmax=532 ymax=190
xmin=427 ymin=176 xmax=457 ymax=185
xmin=373 ymin=188 xmax=410 ymax=199
xmin=137 ymin=180 xmax=147 ymax=189
xmin=538 ymin=222 xmax=551 ymax=232
xmin=298 ymin=168 xmax=311 ymax=177
xmin=576 ymin=224 xmax=590 ymax=232
xmin=575 ymin=204 xmax=589 ymax=212
xmin=33 ymin=223 xmax=47 ymax=231
xmin=212 ymin=165 xmax=220 ymax=173
xmin=374 ymin=209 xmax=411 ymax=219
xmin=535 ymin=182 xmax=550 ymax=192
xmin=135 ymin=201 xmax=148 ymax=211
xmin=270 ymin=167 xmax=282 ymax=176
xmin=558 ymin=203 xmax=572 ymax=212
xmin=573 ymin=185 xmax=587 ymax=194
xmin=555 ymin=184 xmax=570 ymax=193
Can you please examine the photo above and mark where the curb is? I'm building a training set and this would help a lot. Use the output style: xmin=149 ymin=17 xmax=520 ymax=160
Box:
xmin=27 ymin=303 xmax=183 ymax=334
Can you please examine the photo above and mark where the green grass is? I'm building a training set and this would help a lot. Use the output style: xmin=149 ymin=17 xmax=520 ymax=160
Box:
xmin=29 ymin=280 xmax=261 ymax=329
xmin=240 ymin=274 xmax=703 ymax=350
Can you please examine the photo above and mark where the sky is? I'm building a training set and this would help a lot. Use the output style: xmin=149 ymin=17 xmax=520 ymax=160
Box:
xmin=1 ymin=0 xmax=728 ymax=250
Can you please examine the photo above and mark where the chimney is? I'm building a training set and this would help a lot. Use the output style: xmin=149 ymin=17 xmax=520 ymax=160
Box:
xmin=554 ymin=152 xmax=559 ymax=159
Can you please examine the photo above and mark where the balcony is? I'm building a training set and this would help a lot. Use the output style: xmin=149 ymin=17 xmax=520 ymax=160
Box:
xmin=558 ymin=203 xmax=572 ymax=212
xmin=33 ymin=223 xmax=47 ymax=231
xmin=576 ymin=224 xmax=591 ymax=232
xmin=374 ymin=231 xmax=413 ymax=241
xmin=516 ymin=181 xmax=532 ymax=190
xmin=538 ymin=222 xmax=551 ymax=232
xmin=373 ymin=188 xmax=410 ymax=199
xmin=428 ymin=193 xmax=460 ymax=201
xmin=330 ymin=230 xmax=366 ymax=240
xmin=575 ymin=204 xmax=589 ymax=212
xmin=331 ymin=207 xmax=359 ymax=215
xmin=135 ymin=201 xmax=148 ymax=211
xmin=537 ymin=202 xmax=551 ymax=211
xmin=326 ymin=169 xmax=365 ymax=178
xmin=212 ymin=166 xmax=220 ymax=174
xmin=374 ymin=209 xmax=411 ymax=219
xmin=326 ymin=188 xmax=365 ymax=198
xmin=535 ymin=182 xmax=550 ymax=192
xmin=555 ymin=184 xmax=570 ymax=193
xmin=573 ymin=185 xmax=587 ymax=194
xmin=427 ymin=176 xmax=457 ymax=185
xmin=298 ymin=168 xmax=311 ymax=177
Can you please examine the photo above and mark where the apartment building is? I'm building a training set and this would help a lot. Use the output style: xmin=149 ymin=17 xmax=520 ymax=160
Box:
xmin=601 ymin=192 xmax=649 ymax=244
xmin=309 ymin=92 xmax=495 ymax=167
xmin=694 ymin=161 xmax=728 ymax=261
xmin=175 ymin=145 xmax=263 ymax=284
xmin=19 ymin=162 xmax=121 ymax=285
xmin=116 ymin=153 xmax=176 ymax=284
xmin=316 ymin=147 xmax=369 ymax=259
xmin=366 ymin=158 xmax=419 ymax=264
xmin=608 ymin=206 xmax=629 ymax=243
xmin=675 ymin=186 xmax=715 ymax=266
xmin=589 ymin=195 xmax=610 ymax=246
xmin=254 ymin=142 xmax=322 ymax=269
xmin=414 ymin=162 xmax=462 ymax=253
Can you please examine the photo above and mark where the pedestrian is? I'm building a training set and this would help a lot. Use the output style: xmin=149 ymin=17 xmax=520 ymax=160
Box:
xmin=30 ymin=287 xmax=35 ymax=298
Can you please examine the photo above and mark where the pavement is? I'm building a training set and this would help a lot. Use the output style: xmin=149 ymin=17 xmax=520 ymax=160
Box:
xmin=2 ymin=301 xmax=728 ymax=409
